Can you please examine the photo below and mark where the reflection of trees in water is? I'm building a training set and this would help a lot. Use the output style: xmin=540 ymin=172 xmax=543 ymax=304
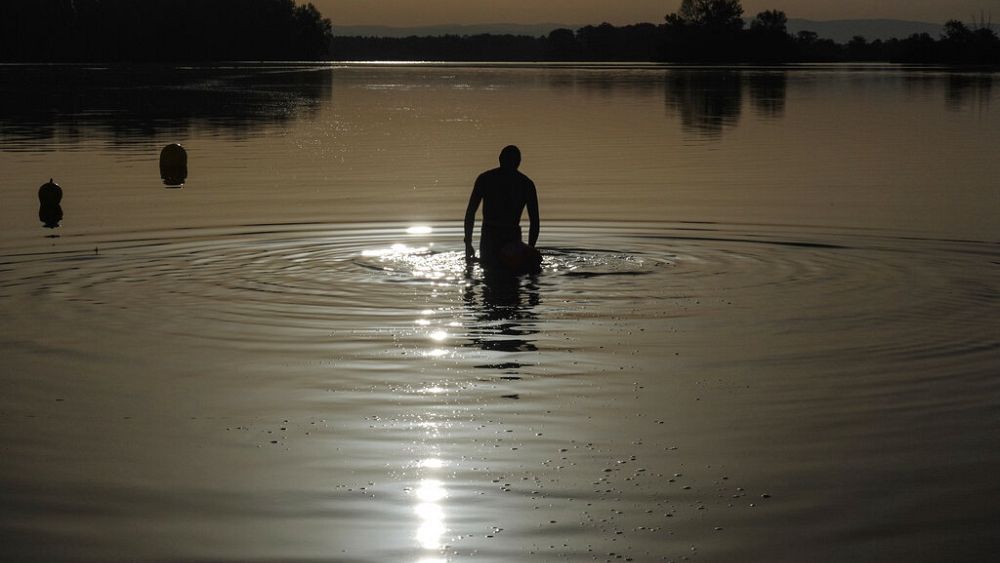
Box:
xmin=664 ymin=70 xmax=743 ymax=136
xmin=0 ymin=65 xmax=332 ymax=148
xmin=545 ymin=67 xmax=663 ymax=99
xmin=462 ymin=264 xmax=541 ymax=359
xmin=664 ymin=69 xmax=788 ymax=136
xmin=546 ymin=68 xmax=788 ymax=134
xmin=945 ymin=73 xmax=993 ymax=111
xmin=748 ymin=71 xmax=787 ymax=118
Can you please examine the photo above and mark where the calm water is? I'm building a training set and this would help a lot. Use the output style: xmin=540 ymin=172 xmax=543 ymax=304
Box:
xmin=1 ymin=63 xmax=998 ymax=562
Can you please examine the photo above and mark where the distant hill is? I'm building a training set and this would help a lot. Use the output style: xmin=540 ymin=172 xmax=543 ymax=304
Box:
xmin=334 ymin=19 xmax=947 ymax=43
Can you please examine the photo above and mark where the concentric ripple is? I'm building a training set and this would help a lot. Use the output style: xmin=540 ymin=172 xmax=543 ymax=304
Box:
xmin=1 ymin=221 xmax=996 ymax=369
xmin=2 ymin=220 xmax=998 ymax=563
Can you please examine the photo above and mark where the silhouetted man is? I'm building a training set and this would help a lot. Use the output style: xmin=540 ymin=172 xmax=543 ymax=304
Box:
xmin=464 ymin=145 xmax=540 ymax=272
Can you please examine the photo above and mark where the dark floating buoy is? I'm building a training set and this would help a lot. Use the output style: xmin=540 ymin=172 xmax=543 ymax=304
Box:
xmin=38 ymin=178 xmax=63 ymax=229
xmin=160 ymin=143 xmax=188 ymax=187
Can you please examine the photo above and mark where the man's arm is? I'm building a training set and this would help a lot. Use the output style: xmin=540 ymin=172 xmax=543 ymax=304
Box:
xmin=464 ymin=181 xmax=483 ymax=257
xmin=526 ymin=181 xmax=540 ymax=247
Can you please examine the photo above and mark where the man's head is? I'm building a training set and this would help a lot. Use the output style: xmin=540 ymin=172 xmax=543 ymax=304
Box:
xmin=499 ymin=145 xmax=521 ymax=170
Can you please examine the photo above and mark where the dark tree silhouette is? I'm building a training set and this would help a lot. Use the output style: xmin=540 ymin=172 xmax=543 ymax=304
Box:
xmin=0 ymin=0 xmax=333 ymax=62
xmin=675 ymin=0 xmax=745 ymax=33
xmin=748 ymin=10 xmax=792 ymax=61
xmin=663 ymin=0 xmax=747 ymax=61
xmin=546 ymin=28 xmax=581 ymax=60
xmin=750 ymin=10 xmax=787 ymax=34
xmin=575 ymin=22 xmax=663 ymax=60
xmin=327 ymin=0 xmax=1000 ymax=65
xmin=6 ymin=0 xmax=995 ymax=64
xmin=332 ymin=23 xmax=663 ymax=62
xmin=660 ymin=0 xmax=1000 ymax=63
xmin=934 ymin=20 xmax=1000 ymax=63
xmin=332 ymin=33 xmax=546 ymax=61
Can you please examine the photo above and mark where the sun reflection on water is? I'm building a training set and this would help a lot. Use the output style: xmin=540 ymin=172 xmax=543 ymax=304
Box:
xmin=416 ymin=479 xmax=447 ymax=503
xmin=361 ymin=228 xmax=467 ymax=287
xmin=418 ymin=458 xmax=445 ymax=469
xmin=361 ymin=243 xmax=429 ymax=258
xmin=413 ymin=459 xmax=449 ymax=557
xmin=366 ymin=227 xmax=467 ymax=560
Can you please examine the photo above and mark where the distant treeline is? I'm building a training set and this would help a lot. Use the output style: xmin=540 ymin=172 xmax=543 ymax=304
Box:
xmin=657 ymin=0 xmax=1000 ymax=64
xmin=335 ymin=21 xmax=1000 ymax=65
xmin=2 ymin=0 xmax=998 ymax=64
xmin=0 ymin=0 xmax=332 ymax=62
xmin=336 ymin=0 xmax=1000 ymax=64
xmin=332 ymin=24 xmax=665 ymax=62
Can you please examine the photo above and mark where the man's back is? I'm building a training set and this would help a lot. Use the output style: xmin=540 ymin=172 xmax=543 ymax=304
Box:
xmin=474 ymin=166 xmax=536 ymax=229
xmin=464 ymin=145 xmax=540 ymax=265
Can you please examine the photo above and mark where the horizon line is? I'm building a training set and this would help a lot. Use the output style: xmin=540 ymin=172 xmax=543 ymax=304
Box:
xmin=333 ymin=17 xmax=951 ymax=28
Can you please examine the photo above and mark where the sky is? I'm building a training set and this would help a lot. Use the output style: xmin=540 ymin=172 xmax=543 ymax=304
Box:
xmin=315 ymin=1 xmax=1000 ymax=26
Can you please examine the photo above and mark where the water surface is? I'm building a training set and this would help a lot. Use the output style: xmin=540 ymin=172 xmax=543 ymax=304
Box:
xmin=1 ymin=63 xmax=998 ymax=562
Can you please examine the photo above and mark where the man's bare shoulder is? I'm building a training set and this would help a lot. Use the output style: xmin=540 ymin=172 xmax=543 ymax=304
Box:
xmin=477 ymin=166 xmax=504 ymax=178
xmin=476 ymin=167 xmax=507 ymax=186
xmin=515 ymin=170 xmax=536 ymax=190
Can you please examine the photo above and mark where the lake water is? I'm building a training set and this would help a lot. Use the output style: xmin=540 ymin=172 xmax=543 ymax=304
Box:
xmin=1 ymin=63 xmax=998 ymax=562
